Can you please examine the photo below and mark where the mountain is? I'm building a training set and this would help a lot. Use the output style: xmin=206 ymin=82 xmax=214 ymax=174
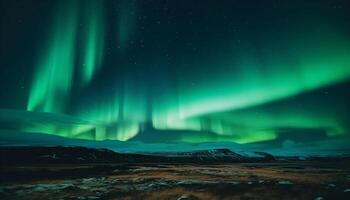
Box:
xmin=0 ymin=146 xmax=275 ymax=164
xmin=147 ymin=148 xmax=276 ymax=162
xmin=175 ymin=148 xmax=245 ymax=158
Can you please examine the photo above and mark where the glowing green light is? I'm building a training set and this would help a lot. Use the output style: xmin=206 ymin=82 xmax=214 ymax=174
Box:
xmin=81 ymin=0 xmax=105 ymax=85
xmin=116 ymin=0 xmax=137 ymax=50
xmin=177 ymin=29 xmax=350 ymax=119
xmin=27 ymin=0 xmax=79 ymax=113
xmin=21 ymin=2 xmax=350 ymax=145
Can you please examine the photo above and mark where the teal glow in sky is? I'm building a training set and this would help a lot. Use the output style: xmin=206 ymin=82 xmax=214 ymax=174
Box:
xmin=0 ymin=0 xmax=350 ymax=147
xmin=27 ymin=0 xmax=78 ymax=113
xmin=81 ymin=0 xmax=105 ymax=85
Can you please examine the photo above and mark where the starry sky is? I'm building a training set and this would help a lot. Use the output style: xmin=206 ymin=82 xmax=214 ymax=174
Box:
xmin=0 ymin=0 xmax=350 ymax=151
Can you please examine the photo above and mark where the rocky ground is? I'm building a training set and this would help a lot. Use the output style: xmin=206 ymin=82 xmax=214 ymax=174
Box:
xmin=1 ymin=162 xmax=350 ymax=200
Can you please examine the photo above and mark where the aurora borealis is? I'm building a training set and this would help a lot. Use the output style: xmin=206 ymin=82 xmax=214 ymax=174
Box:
xmin=0 ymin=0 xmax=350 ymax=149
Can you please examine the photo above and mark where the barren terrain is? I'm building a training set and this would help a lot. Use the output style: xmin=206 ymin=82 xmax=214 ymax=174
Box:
xmin=1 ymin=161 xmax=350 ymax=200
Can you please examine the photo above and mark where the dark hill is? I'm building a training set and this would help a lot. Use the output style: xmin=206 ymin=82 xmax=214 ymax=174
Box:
xmin=0 ymin=146 xmax=275 ymax=164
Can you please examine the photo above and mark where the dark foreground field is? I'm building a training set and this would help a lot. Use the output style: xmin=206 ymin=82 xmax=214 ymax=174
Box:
xmin=1 ymin=147 xmax=350 ymax=200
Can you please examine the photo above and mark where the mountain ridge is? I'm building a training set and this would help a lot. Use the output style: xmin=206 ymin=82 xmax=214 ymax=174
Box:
xmin=0 ymin=146 xmax=275 ymax=164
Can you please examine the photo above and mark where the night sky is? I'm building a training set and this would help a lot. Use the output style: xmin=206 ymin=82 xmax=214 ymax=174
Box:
xmin=0 ymin=0 xmax=350 ymax=152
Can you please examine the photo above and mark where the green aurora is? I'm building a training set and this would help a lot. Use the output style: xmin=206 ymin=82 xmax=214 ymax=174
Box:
xmin=0 ymin=0 xmax=350 ymax=147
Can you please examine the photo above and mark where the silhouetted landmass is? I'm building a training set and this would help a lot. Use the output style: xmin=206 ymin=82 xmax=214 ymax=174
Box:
xmin=0 ymin=146 xmax=277 ymax=164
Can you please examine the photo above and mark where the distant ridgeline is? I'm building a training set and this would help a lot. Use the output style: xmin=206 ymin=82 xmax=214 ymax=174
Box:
xmin=0 ymin=146 xmax=277 ymax=164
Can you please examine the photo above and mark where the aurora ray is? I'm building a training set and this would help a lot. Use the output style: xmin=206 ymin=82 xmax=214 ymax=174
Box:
xmin=116 ymin=0 xmax=137 ymax=50
xmin=80 ymin=0 xmax=105 ymax=85
xmin=27 ymin=0 xmax=79 ymax=113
